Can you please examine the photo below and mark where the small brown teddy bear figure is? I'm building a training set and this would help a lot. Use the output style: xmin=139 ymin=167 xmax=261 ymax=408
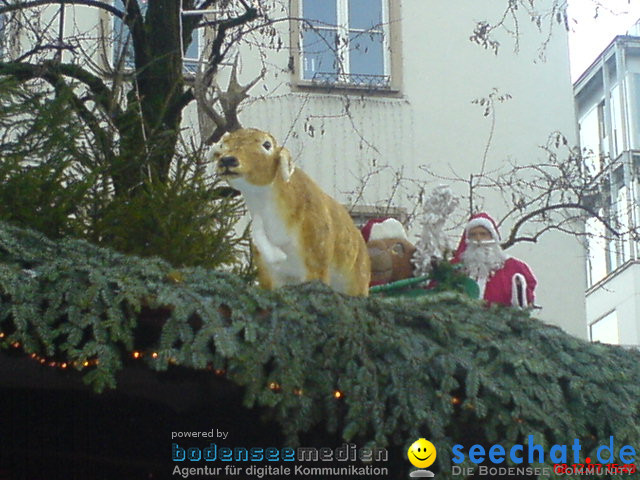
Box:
xmin=361 ymin=218 xmax=417 ymax=286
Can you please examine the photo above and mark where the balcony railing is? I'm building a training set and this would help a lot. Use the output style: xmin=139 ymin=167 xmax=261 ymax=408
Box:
xmin=311 ymin=72 xmax=391 ymax=90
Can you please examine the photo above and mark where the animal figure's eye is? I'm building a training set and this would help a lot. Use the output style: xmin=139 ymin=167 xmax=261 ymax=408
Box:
xmin=262 ymin=141 xmax=272 ymax=151
xmin=391 ymin=243 xmax=405 ymax=255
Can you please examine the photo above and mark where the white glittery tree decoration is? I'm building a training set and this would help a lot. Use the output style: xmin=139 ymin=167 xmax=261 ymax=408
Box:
xmin=413 ymin=186 xmax=460 ymax=276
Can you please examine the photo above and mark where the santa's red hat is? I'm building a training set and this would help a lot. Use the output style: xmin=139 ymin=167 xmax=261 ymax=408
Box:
xmin=361 ymin=218 xmax=408 ymax=243
xmin=452 ymin=212 xmax=501 ymax=263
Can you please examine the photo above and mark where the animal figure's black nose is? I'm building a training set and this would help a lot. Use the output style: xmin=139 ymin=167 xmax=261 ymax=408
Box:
xmin=219 ymin=156 xmax=239 ymax=167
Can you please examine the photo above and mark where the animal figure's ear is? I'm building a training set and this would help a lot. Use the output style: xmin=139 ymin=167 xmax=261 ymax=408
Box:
xmin=277 ymin=146 xmax=295 ymax=182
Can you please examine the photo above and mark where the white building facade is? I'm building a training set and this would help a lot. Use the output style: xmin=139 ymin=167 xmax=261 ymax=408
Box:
xmin=0 ymin=1 xmax=587 ymax=337
xmin=574 ymin=34 xmax=640 ymax=346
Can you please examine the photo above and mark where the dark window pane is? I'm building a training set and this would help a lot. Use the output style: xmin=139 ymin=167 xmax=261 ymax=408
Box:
xmin=185 ymin=31 xmax=199 ymax=59
xmin=302 ymin=28 xmax=339 ymax=81
xmin=302 ymin=0 xmax=337 ymax=26
xmin=348 ymin=0 xmax=382 ymax=30
xmin=184 ymin=30 xmax=199 ymax=73
xmin=349 ymin=31 xmax=384 ymax=76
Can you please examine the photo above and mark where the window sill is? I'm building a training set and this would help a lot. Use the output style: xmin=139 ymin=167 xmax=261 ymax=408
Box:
xmin=292 ymin=79 xmax=401 ymax=97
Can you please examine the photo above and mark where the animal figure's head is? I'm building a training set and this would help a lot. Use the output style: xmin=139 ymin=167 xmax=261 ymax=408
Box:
xmin=209 ymin=128 xmax=295 ymax=186
xmin=367 ymin=237 xmax=417 ymax=286
xmin=361 ymin=218 xmax=416 ymax=286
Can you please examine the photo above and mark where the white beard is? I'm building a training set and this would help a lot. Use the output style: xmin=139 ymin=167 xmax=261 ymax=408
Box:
xmin=461 ymin=241 xmax=507 ymax=280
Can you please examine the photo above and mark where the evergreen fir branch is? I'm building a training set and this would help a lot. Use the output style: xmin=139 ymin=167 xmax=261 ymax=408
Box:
xmin=0 ymin=221 xmax=639 ymax=479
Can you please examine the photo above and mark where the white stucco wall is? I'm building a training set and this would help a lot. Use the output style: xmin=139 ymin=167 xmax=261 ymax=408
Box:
xmin=46 ymin=0 xmax=587 ymax=337
xmin=234 ymin=0 xmax=587 ymax=337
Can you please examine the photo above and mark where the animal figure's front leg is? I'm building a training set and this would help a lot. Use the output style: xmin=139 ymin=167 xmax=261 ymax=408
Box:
xmin=251 ymin=215 xmax=287 ymax=264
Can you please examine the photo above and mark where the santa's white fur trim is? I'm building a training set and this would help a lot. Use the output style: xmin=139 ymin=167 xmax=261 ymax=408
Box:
xmin=465 ymin=217 xmax=500 ymax=241
xmin=511 ymin=273 xmax=527 ymax=308
xmin=369 ymin=218 xmax=409 ymax=242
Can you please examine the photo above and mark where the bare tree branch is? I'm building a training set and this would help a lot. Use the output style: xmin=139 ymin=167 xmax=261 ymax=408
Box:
xmin=501 ymin=202 xmax=620 ymax=249
xmin=0 ymin=0 xmax=124 ymax=19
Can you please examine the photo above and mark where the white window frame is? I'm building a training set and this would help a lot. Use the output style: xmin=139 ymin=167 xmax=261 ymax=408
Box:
xmin=297 ymin=0 xmax=393 ymax=90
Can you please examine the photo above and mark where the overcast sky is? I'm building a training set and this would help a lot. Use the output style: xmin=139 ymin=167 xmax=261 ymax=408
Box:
xmin=567 ymin=0 xmax=640 ymax=80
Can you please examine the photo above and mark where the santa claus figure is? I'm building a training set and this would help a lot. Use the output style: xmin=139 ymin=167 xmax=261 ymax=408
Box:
xmin=452 ymin=213 xmax=537 ymax=308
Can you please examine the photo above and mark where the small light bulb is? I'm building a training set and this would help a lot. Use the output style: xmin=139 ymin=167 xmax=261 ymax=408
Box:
xmin=269 ymin=382 xmax=281 ymax=391
xmin=333 ymin=390 xmax=343 ymax=399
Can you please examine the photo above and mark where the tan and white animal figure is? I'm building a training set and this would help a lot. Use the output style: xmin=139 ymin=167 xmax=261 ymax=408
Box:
xmin=210 ymin=128 xmax=371 ymax=296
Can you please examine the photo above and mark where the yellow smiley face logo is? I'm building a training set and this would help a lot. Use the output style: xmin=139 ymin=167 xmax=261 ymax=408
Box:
xmin=407 ymin=438 xmax=437 ymax=469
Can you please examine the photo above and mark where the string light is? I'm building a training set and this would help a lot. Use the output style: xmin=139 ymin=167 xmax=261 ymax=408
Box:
xmin=0 ymin=337 xmax=348 ymax=400
xmin=451 ymin=396 xmax=461 ymax=405
xmin=268 ymin=382 xmax=281 ymax=392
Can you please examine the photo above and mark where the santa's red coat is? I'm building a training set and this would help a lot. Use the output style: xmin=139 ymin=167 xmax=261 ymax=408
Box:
xmin=479 ymin=257 xmax=537 ymax=307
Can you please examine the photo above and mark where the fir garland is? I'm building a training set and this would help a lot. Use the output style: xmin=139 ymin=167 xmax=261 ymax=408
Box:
xmin=0 ymin=221 xmax=638 ymax=479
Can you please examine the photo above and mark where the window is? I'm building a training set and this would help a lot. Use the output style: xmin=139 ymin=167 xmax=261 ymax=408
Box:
xmin=349 ymin=205 xmax=407 ymax=229
xmin=112 ymin=0 xmax=200 ymax=74
xmin=183 ymin=30 xmax=201 ymax=75
xmin=610 ymin=84 xmax=624 ymax=158
xmin=578 ymin=104 xmax=602 ymax=172
xmin=631 ymin=74 xmax=640 ymax=149
xmin=298 ymin=0 xmax=391 ymax=89
xmin=612 ymin=166 xmax=632 ymax=265
xmin=589 ymin=311 xmax=619 ymax=345
xmin=585 ymin=216 xmax=607 ymax=287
